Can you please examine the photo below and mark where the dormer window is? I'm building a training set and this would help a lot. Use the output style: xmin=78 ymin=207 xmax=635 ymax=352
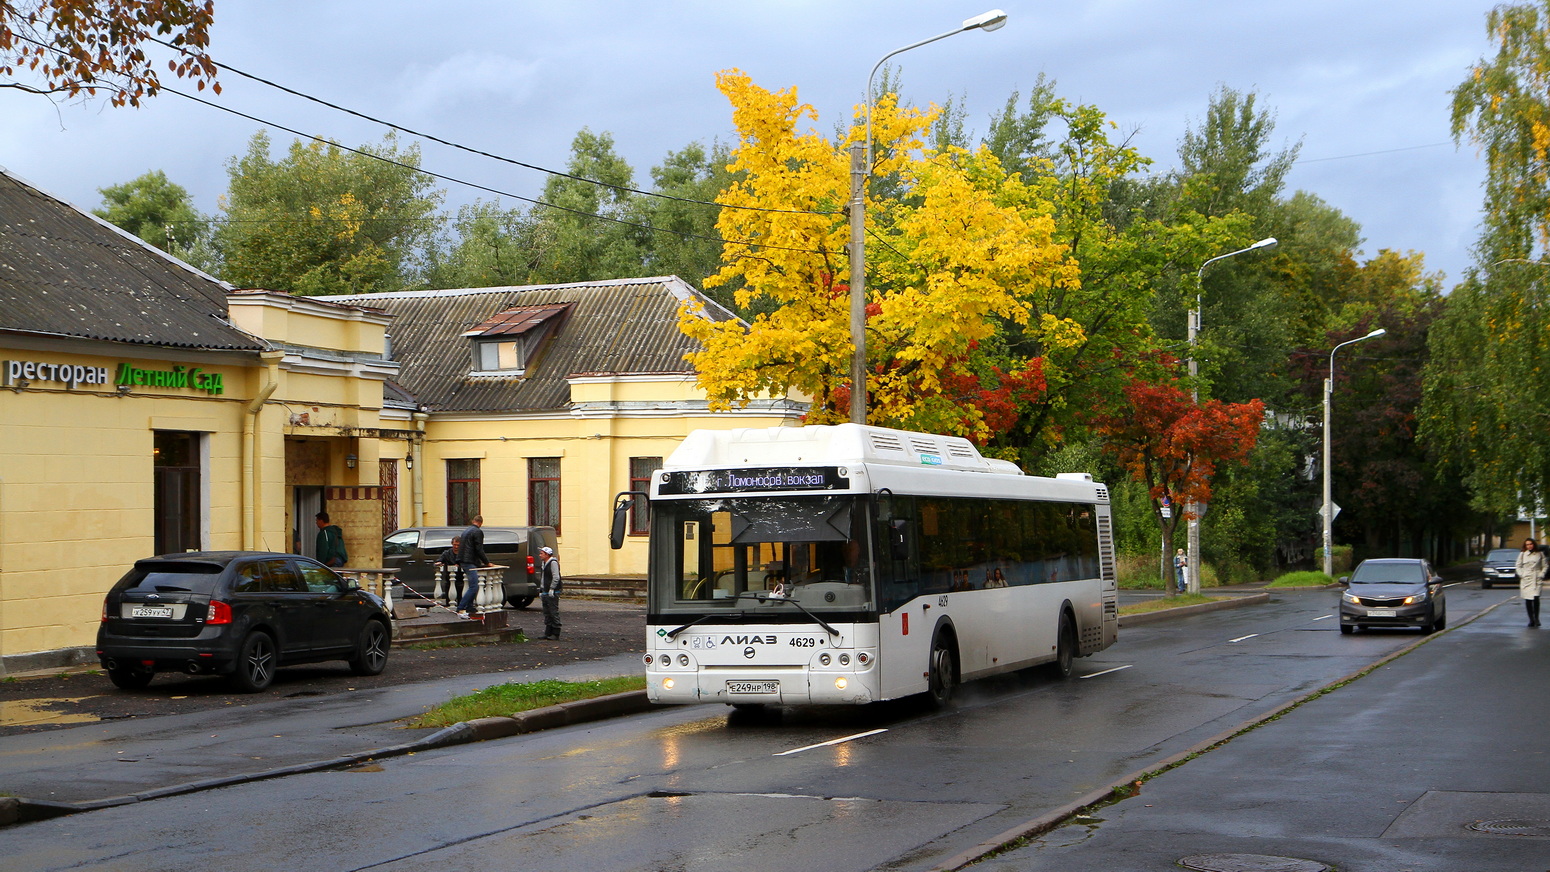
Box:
xmin=464 ymin=302 xmax=571 ymax=377
xmin=475 ymin=338 xmax=524 ymax=373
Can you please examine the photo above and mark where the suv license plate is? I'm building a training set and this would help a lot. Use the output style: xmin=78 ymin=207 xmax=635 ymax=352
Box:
xmin=727 ymin=680 xmax=778 ymax=695
xmin=1366 ymin=609 xmax=1396 ymax=618
xmin=131 ymin=606 xmax=174 ymax=618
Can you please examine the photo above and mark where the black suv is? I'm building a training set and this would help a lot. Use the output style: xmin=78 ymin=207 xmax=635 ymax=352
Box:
xmin=382 ymin=526 xmax=558 ymax=609
xmin=96 ymin=552 xmax=392 ymax=692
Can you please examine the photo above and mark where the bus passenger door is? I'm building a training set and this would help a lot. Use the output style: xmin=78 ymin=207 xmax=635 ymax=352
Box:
xmin=875 ymin=500 xmax=931 ymax=701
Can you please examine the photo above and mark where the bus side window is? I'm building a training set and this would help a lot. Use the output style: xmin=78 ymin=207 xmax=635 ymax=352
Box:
xmin=888 ymin=519 xmax=909 ymax=560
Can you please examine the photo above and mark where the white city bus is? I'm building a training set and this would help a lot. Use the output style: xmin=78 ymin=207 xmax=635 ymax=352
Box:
xmin=610 ymin=424 xmax=1117 ymax=707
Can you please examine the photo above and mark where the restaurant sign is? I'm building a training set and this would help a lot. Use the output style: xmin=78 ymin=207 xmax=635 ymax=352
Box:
xmin=3 ymin=359 xmax=224 ymax=395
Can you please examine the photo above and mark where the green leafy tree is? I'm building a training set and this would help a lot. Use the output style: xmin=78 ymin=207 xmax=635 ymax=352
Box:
xmin=215 ymin=131 xmax=442 ymax=295
xmin=94 ymin=169 xmax=217 ymax=271
xmin=422 ymin=199 xmax=537 ymax=289
xmin=1423 ymin=2 xmax=1550 ymax=518
xmin=634 ymin=141 xmax=737 ymax=304
xmin=527 ymin=128 xmax=646 ymax=284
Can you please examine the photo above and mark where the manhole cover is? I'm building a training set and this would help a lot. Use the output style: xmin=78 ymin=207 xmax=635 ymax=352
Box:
xmin=1469 ymin=818 xmax=1550 ymax=837
xmin=1179 ymin=854 xmax=1330 ymax=872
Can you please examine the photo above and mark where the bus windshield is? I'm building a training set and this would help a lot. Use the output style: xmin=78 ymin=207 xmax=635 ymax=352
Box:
xmin=649 ymin=495 xmax=874 ymax=614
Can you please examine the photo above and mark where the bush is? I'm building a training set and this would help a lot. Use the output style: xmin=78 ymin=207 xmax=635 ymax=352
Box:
xmin=1117 ymin=553 xmax=1165 ymax=589
xmin=1315 ymin=545 xmax=1353 ymax=574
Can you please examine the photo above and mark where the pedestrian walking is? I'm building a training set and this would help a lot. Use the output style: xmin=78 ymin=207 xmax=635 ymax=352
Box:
xmin=1173 ymin=548 xmax=1188 ymax=593
xmin=538 ymin=546 xmax=563 ymax=640
xmin=1515 ymin=537 xmax=1544 ymax=627
xmin=314 ymin=512 xmax=348 ymax=567
xmin=456 ymin=516 xmax=490 ymax=617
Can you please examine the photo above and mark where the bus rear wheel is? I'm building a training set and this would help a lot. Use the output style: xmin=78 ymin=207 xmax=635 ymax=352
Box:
xmin=1048 ymin=612 xmax=1076 ymax=679
xmin=926 ymin=634 xmax=957 ymax=709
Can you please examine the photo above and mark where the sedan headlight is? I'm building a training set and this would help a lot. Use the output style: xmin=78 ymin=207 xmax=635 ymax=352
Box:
xmin=1342 ymin=591 xmax=1361 ymax=604
xmin=1402 ymin=593 xmax=1427 ymax=605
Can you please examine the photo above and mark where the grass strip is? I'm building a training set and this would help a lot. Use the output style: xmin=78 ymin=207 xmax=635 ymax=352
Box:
xmin=409 ymin=675 xmax=646 ymax=728
xmin=1116 ymin=592 xmax=1219 ymax=616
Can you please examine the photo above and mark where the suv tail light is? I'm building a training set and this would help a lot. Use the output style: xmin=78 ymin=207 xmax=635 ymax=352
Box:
xmin=526 ymin=555 xmax=536 ymax=575
xmin=207 ymin=600 xmax=233 ymax=625
xmin=101 ymin=599 xmax=109 ymax=623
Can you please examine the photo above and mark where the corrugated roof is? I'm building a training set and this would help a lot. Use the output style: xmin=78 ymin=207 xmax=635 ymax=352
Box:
xmin=0 ymin=168 xmax=264 ymax=352
xmin=327 ymin=276 xmax=739 ymax=413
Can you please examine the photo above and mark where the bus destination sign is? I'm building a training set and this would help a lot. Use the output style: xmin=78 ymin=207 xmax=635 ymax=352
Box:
xmin=660 ymin=466 xmax=850 ymax=496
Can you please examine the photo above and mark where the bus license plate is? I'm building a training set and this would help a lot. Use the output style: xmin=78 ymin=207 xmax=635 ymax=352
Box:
xmin=727 ymin=680 xmax=778 ymax=695
xmin=1366 ymin=609 xmax=1396 ymax=617
xmin=131 ymin=606 xmax=174 ymax=619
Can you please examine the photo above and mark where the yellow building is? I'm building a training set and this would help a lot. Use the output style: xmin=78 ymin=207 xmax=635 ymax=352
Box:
xmin=0 ymin=169 xmax=802 ymax=673
xmin=326 ymin=278 xmax=805 ymax=578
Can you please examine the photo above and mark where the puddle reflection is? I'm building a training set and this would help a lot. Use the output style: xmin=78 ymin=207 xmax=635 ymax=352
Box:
xmin=0 ymin=697 xmax=99 ymax=727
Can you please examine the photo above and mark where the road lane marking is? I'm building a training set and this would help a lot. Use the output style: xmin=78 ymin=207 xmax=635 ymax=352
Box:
xmin=1312 ymin=614 xmax=1334 ymax=621
xmin=1080 ymin=665 xmax=1132 ymax=679
xmin=1228 ymin=633 xmax=1259 ymax=643
xmin=774 ymin=728 xmax=888 ymax=756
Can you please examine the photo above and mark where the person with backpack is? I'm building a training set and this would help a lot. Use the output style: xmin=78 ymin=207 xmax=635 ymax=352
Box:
xmin=538 ymin=546 xmax=563 ymax=640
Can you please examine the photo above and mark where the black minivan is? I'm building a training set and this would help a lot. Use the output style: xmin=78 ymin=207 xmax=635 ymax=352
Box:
xmin=96 ymin=551 xmax=393 ymax=692
xmin=382 ymin=526 xmax=558 ymax=609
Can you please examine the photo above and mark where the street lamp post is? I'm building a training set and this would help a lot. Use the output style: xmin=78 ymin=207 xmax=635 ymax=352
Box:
xmin=1322 ymin=328 xmax=1386 ymax=577
xmin=848 ymin=9 xmax=1008 ymax=424
xmin=1184 ymin=237 xmax=1276 ymax=593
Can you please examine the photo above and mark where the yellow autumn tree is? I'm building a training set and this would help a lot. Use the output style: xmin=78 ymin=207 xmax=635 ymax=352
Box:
xmin=680 ymin=70 xmax=1079 ymax=441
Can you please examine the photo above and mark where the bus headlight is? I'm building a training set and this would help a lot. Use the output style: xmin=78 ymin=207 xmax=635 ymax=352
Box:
xmin=659 ymin=654 xmax=671 ymax=666
xmin=663 ymin=678 xmax=675 ymax=690
xmin=838 ymin=653 xmax=851 ymax=666
xmin=834 ymin=677 xmax=848 ymax=690
xmin=819 ymin=653 xmax=831 ymax=666
xmin=677 ymin=654 xmax=690 ymax=666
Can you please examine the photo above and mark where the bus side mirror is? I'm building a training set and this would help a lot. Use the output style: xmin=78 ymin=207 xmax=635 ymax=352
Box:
xmin=611 ymin=492 xmax=647 ymax=550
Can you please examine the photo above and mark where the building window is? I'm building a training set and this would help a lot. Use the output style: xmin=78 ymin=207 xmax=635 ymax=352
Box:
xmin=630 ymin=456 xmax=660 ymax=535
xmin=154 ymin=431 xmax=204 ymax=554
xmin=474 ymin=339 xmax=524 ymax=373
xmin=529 ymin=457 xmax=561 ymax=531
xmin=380 ymin=459 xmax=399 ymax=539
xmin=447 ymin=459 xmax=481 ymax=526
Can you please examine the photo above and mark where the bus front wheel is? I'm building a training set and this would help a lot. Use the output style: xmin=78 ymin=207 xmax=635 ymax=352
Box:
xmin=927 ymin=634 xmax=957 ymax=709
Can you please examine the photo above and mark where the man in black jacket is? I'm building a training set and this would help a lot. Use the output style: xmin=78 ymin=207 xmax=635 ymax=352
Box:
xmin=455 ymin=516 xmax=489 ymax=617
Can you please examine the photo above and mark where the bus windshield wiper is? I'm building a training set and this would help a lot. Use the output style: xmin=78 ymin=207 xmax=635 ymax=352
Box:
xmin=736 ymin=591 xmax=840 ymax=638
xmin=666 ymin=612 xmax=745 ymax=639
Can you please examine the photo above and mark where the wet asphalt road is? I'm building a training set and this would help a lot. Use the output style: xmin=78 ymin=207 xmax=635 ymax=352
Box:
xmin=0 ymin=580 xmax=1528 ymax=871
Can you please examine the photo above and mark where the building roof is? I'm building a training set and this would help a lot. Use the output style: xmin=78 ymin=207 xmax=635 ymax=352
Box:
xmin=326 ymin=276 xmax=740 ymax=413
xmin=0 ymin=167 xmax=265 ymax=352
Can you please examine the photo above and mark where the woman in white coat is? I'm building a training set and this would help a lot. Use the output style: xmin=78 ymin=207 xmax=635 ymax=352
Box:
xmin=1513 ymin=538 xmax=1544 ymax=627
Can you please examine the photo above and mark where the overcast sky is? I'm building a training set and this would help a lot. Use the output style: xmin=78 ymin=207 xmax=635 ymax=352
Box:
xmin=0 ymin=0 xmax=1505 ymax=286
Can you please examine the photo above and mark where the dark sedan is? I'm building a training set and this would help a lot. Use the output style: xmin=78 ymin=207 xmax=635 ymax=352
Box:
xmin=1339 ymin=557 xmax=1446 ymax=634
xmin=1481 ymin=547 xmax=1519 ymax=589
xmin=96 ymin=552 xmax=392 ymax=692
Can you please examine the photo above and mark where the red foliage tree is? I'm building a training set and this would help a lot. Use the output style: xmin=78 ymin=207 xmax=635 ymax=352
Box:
xmin=1093 ymin=377 xmax=1265 ymax=593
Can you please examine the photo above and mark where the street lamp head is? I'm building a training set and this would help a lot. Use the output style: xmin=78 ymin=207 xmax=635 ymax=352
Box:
xmin=1365 ymin=328 xmax=1387 ymax=340
xmin=1250 ymin=237 xmax=1278 ymax=251
xmin=962 ymin=9 xmax=1008 ymax=31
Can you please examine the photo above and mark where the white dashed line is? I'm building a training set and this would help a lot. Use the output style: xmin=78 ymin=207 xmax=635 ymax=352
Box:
xmin=1080 ymin=665 xmax=1133 ymax=679
xmin=1312 ymin=614 xmax=1334 ymax=621
xmin=1228 ymin=633 xmax=1259 ymax=643
xmin=774 ymin=728 xmax=888 ymax=756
